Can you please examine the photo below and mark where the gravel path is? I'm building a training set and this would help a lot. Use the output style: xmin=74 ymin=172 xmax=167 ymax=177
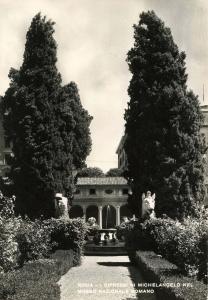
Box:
xmin=58 ymin=256 xmax=156 ymax=300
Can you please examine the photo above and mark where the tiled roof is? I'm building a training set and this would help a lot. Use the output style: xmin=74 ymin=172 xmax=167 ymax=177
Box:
xmin=76 ymin=177 xmax=128 ymax=186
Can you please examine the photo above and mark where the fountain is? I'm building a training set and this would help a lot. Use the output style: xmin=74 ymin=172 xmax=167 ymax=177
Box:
xmin=102 ymin=204 xmax=116 ymax=229
xmin=84 ymin=210 xmax=126 ymax=255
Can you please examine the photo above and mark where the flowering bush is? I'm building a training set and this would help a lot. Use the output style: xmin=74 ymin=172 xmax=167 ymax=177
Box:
xmin=0 ymin=193 xmax=87 ymax=272
xmin=86 ymin=218 xmax=100 ymax=238
xmin=142 ymin=209 xmax=208 ymax=280
xmin=0 ymin=195 xmax=20 ymax=272
xmin=116 ymin=220 xmax=132 ymax=240
xmin=44 ymin=218 xmax=87 ymax=265
xmin=0 ymin=195 xmax=15 ymax=219
xmin=0 ymin=216 xmax=20 ymax=272
xmin=124 ymin=207 xmax=208 ymax=282
xmin=16 ymin=218 xmax=53 ymax=266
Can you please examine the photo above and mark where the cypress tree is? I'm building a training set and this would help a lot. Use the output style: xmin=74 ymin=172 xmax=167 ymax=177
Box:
xmin=124 ymin=11 xmax=205 ymax=219
xmin=53 ymin=82 xmax=92 ymax=197
xmin=60 ymin=82 xmax=92 ymax=170
xmin=3 ymin=14 xmax=61 ymax=217
xmin=3 ymin=13 xmax=92 ymax=218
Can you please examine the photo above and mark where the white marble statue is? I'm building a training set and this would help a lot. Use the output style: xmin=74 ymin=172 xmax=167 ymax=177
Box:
xmin=87 ymin=217 xmax=97 ymax=226
xmin=142 ymin=191 xmax=156 ymax=219
xmin=55 ymin=193 xmax=69 ymax=219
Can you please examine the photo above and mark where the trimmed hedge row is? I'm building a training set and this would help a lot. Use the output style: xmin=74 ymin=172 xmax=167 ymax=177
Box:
xmin=0 ymin=250 xmax=75 ymax=300
xmin=122 ymin=208 xmax=208 ymax=282
xmin=134 ymin=251 xmax=207 ymax=300
xmin=141 ymin=215 xmax=208 ymax=281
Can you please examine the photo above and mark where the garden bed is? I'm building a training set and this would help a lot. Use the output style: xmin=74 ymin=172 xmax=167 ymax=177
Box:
xmin=133 ymin=250 xmax=207 ymax=300
xmin=0 ymin=249 xmax=77 ymax=300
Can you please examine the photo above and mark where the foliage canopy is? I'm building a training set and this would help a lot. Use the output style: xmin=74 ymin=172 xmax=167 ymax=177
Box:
xmin=3 ymin=13 xmax=92 ymax=218
xmin=124 ymin=11 xmax=205 ymax=219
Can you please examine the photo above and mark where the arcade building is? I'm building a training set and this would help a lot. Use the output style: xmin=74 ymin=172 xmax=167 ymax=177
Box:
xmin=70 ymin=177 xmax=133 ymax=228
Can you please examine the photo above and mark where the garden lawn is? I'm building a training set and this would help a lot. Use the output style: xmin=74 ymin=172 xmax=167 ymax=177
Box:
xmin=0 ymin=250 xmax=75 ymax=300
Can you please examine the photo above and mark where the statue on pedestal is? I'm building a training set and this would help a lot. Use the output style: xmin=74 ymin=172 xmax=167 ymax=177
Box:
xmin=142 ymin=191 xmax=156 ymax=219
xmin=55 ymin=193 xmax=69 ymax=219
xmin=87 ymin=217 xmax=97 ymax=226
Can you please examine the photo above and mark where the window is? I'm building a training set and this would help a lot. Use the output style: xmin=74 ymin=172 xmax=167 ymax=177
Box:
xmin=89 ymin=189 xmax=96 ymax=195
xmin=75 ymin=189 xmax=80 ymax=194
xmin=5 ymin=138 xmax=11 ymax=148
xmin=119 ymin=157 xmax=122 ymax=167
xmin=122 ymin=189 xmax=129 ymax=195
xmin=4 ymin=153 xmax=11 ymax=165
xmin=105 ymin=189 xmax=113 ymax=194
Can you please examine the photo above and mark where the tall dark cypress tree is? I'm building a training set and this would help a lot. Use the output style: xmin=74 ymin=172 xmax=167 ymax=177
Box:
xmin=53 ymin=82 xmax=92 ymax=198
xmin=61 ymin=82 xmax=92 ymax=169
xmin=3 ymin=14 xmax=61 ymax=217
xmin=124 ymin=11 xmax=205 ymax=219
xmin=3 ymin=13 xmax=92 ymax=218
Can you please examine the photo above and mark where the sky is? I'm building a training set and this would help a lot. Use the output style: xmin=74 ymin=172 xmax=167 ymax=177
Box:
xmin=0 ymin=0 xmax=207 ymax=171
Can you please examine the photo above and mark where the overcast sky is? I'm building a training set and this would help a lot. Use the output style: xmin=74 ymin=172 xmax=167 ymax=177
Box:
xmin=0 ymin=0 xmax=207 ymax=171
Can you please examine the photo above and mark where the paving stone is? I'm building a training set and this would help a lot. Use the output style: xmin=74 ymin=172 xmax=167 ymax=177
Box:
xmin=58 ymin=255 xmax=156 ymax=300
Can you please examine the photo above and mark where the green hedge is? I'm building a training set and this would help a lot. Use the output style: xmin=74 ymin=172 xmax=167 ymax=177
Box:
xmin=134 ymin=251 xmax=207 ymax=300
xmin=16 ymin=218 xmax=53 ymax=267
xmin=44 ymin=217 xmax=87 ymax=265
xmin=0 ymin=250 xmax=75 ymax=300
xmin=124 ymin=208 xmax=208 ymax=283
xmin=0 ymin=196 xmax=87 ymax=271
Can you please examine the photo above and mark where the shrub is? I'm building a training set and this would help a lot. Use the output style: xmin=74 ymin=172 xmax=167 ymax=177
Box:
xmin=0 ymin=214 xmax=53 ymax=271
xmin=0 ymin=194 xmax=87 ymax=272
xmin=142 ymin=210 xmax=208 ymax=281
xmin=0 ymin=195 xmax=15 ymax=219
xmin=116 ymin=221 xmax=129 ymax=240
xmin=0 ymin=196 xmax=20 ymax=272
xmin=124 ymin=209 xmax=208 ymax=282
xmin=0 ymin=250 xmax=75 ymax=300
xmin=86 ymin=223 xmax=100 ymax=238
xmin=124 ymin=208 xmax=208 ymax=282
xmin=44 ymin=218 xmax=87 ymax=265
xmin=123 ymin=219 xmax=155 ymax=252
xmin=142 ymin=217 xmax=182 ymax=260
xmin=135 ymin=250 xmax=207 ymax=300
xmin=0 ymin=216 xmax=20 ymax=272
xmin=16 ymin=218 xmax=53 ymax=266
xmin=85 ymin=217 xmax=100 ymax=240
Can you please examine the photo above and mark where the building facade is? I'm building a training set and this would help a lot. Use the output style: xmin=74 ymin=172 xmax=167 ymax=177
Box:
xmin=116 ymin=135 xmax=127 ymax=171
xmin=70 ymin=177 xmax=132 ymax=228
xmin=0 ymin=111 xmax=12 ymax=177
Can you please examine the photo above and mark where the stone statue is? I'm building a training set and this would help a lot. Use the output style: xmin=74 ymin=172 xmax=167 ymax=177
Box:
xmin=87 ymin=217 xmax=97 ymax=226
xmin=142 ymin=191 xmax=155 ymax=219
xmin=55 ymin=193 xmax=69 ymax=219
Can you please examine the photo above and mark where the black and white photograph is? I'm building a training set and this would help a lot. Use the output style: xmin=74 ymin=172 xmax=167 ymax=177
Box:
xmin=0 ymin=0 xmax=207 ymax=299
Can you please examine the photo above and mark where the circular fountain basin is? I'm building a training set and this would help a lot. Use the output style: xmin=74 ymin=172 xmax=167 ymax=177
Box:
xmin=99 ymin=228 xmax=116 ymax=240
xmin=84 ymin=228 xmax=126 ymax=255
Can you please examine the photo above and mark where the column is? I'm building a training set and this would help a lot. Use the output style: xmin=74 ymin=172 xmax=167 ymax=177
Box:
xmin=116 ymin=205 xmax=120 ymax=226
xmin=82 ymin=206 xmax=86 ymax=222
xmin=98 ymin=206 xmax=102 ymax=229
